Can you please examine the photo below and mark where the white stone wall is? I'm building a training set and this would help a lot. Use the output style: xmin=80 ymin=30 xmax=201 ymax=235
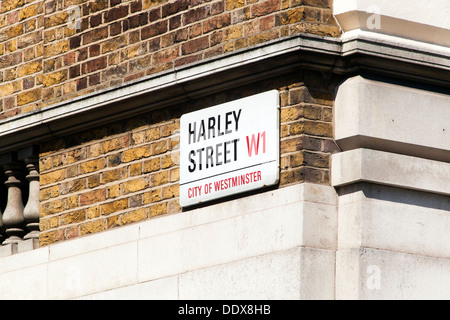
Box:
xmin=0 ymin=183 xmax=337 ymax=300
xmin=332 ymin=1 xmax=450 ymax=299
xmin=336 ymin=184 xmax=450 ymax=299
xmin=333 ymin=76 xmax=450 ymax=300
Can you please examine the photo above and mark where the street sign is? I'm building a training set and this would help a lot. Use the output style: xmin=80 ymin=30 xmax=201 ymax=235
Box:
xmin=180 ymin=90 xmax=280 ymax=207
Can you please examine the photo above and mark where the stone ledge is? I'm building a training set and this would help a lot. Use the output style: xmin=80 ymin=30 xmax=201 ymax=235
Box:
xmin=0 ymin=239 xmax=39 ymax=258
xmin=331 ymin=149 xmax=450 ymax=196
xmin=336 ymin=247 xmax=450 ymax=300
xmin=337 ymin=183 xmax=450 ymax=259
xmin=335 ymin=75 xmax=450 ymax=162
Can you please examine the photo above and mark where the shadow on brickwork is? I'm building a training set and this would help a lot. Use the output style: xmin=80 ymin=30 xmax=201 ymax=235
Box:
xmin=39 ymin=69 xmax=339 ymax=156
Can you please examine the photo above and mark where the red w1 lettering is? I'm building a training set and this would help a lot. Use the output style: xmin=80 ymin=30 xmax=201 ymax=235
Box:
xmin=246 ymin=131 xmax=266 ymax=157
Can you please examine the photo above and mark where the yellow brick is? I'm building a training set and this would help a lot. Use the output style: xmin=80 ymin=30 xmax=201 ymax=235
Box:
xmin=40 ymin=199 xmax=64 ymax=216
xmin=1 ymin=0 xmax=24 ymax=13
xmin=19 ymin=3 xmax=42 ymax=21
xmin=131 ymin=131 xmax=145 ymax=145
xmin=0 ymin=81 xmax=21 ymax=98
xmin=280 ymin=155 xmax=289 ymax=170
xmin=61 ymin=148 xmax=86 ymax=165
xmin=162 ymin=184 xmax=179 ymax=200
xmin=52 ymin=154 xmax=62 ymax=167
xmin=149 ymin=202 xmax=167 ymax=218
xmin=3 ymin=68 xmax=17 ymax=82
xmin=123 ymin=178 xmax=149 ymax=194
xmin=276 ymin=7 xmax=305 ymax=25
xmin=4 ymin=24 xmax=23 ymax=40
xmin=80 ymin=219 xmax=106 ymax=236
xmin=17 ymin=60 xmax=42 ymax=77
xmin=224 ymin=25 xmax=243 ymax=41
xmin=17 ymin=87 xmax=41 ymax=106
xmin=170 ymin=136 xmax=180 ymax=151
xmin=24 ymin=46 xmax=36 ymax=61
xmin=160 ymin=154 xmax=175 ymax=169
xmin=107 ymin=214 xmax=120 ymax=229
xmin=160 ymin=122 xmax=179 ymax=138
xmin=22 ymin=104 xmax=38 ymax=113
xmin=143 ymin=158 xmax=160 ymax=173
xmin=60 ymin=178 xmax=86 ymax=195
xmin=87 ymin=205 xmax=100 ymax=219
xmin=39 ymin=229 xmax=64 ymax=246
xmin=40 ymin=187 xmax=52 ymax=201
xmin=5 ymin=40 xmax=17 ymax=53
xmin=169 ymin=167 xmax=179 ymax=182
xmin=79 ymin=188 xmax=106 ymax=205
xmin=88 ymin=173 xmax=100 ymax=188
xmin=36 ymin=43 xmax=44 ymax=57
xmin=130 ymin=162 xmax=142 ymax=176
xmin=143 ymin=0 xmax=167 ymax=10
xmin=64 ymin=195 xmax=79 ymax=209
xmin=101 ymin=198 xmax=128 ymax=215
xmin=44 ymin=11 xmax=68 ymax=29
xmin=280 ymin=168 xmax=303 ymax=186
xmin=101 ymin=35 xmax=127 ymax=54
xmin=89 ymin=0 xmax=108 ymax=12
xmin=226 ymin=0 xmax=245 ymax=10
xmin=121 ymin=208 xmax=147 ymax=225
xmin=248 ymin=29 xmax=279 ymax=46
xmin=281 ymin=106 xmax=302 ymax=122
xmin=88 ymin=174 xmax=101 ymax=188
xmin=102 ymin=135 xmax=130 ymax=153
xmin=122 ymin=145 xmax=151 ymax=163
xmin=108 ymin=184 xmax=121 ymax=198
xmin=143 ymin=189 xmax=161 ymax=204
xmin=289 ymin=122 xmax=304 ymax=135
xmin=303 ymin=121 xmax=332 ymax=137
xmin=40 ymin=168 xmax=65 ymax=185
xmin=80 ymin=158 xmax=106 ymax=174
xmin=63 ymin=81 xmax=77 ymax=95
xmin=39 ymin=217 xmax=52 ymax=232
xmin=102 ymin=167 xmax=128 ymax=184
xmin=150 ymin=171 xmax=168 ymax=187
xmin=145 ymin=127 xmax=160 ymax=142
xmin=281 ymin=124 xmax=289 ymax=138
xmin=43 ymin=40 xmax=69 ymax=58
xmin=39 ymin=157 xmax=52 ymax=171
xmin=89 ymin=143 xmax=103 ymax=157
xmin=151 ymin=140 xmax=168 ymax=155
xmin=167 ymin=199 xmax=181 ymax=214
xmin=281 ymin=137 xmax=302 ymax=153
xmin=290 ymin=152 xmax=304 ymax=168
xmin=43 ymin=70 xmax=68 ymax=87
xmin=124 ymin=43 xmax=144 ymax=60
xmin=59 ymin=209 xmax=86 ymax=226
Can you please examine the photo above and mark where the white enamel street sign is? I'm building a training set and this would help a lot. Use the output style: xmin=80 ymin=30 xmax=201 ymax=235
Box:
xmin=180 ymin=90 xmax=280 ymax=207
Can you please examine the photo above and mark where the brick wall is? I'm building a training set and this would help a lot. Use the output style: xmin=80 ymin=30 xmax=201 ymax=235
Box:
xmin=38 ymin=70 xmax=339 ymax=246
xmin=0 ymin=0 xmax=340 ymax=120
xmin=0 ymin=0 xmax=44 ymax=119
xmin=0 ymin=0 xmax=341 ymax=246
